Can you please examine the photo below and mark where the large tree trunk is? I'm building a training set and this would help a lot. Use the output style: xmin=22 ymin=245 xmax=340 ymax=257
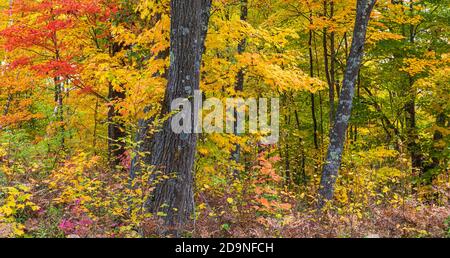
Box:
xmin=318 ymin=0 xmax=376 ymax=207
xmin=145 ymin=0 xmax=211 ymax=236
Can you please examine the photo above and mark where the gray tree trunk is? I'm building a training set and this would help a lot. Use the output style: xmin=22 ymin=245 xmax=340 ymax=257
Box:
xmin=145 ymin=0 xmax=211 ymax=236
xmin=318 ymin=0 xmax=376 ymax=207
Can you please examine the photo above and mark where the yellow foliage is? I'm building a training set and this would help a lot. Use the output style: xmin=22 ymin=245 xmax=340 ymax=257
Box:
xmin=0 ymin=185 xmax=39 ymax=237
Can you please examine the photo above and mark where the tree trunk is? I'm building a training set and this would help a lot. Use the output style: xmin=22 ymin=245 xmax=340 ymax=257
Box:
xmin=107 ymin=82 xmax=126 ymax=168
xmin=145 ymin=0 xmax=211 ymax=236
xmin=284 ymin=113 xmax=292 ymax=187
xmin=231 ymin=0 xmax=248 ymax=178
xmin=422 ymin=113 xmax=447 ymax=184
xmin=322 ymin=0 xmax=335 ymax=128
xmin=107 ymin=42 xmax=127 ymax=169
xmin=309 ymin=10 xmax=319 ymax=150
xmin=54 ymin=77 xmax=65 ymax=148
xmin=330 ymin=1 xmax=338 ymax=100
xmin=313 ymin=32 xmax=325 ymax=148
xmin=294 ymin=110 xmax=307 ymax=184
xmin=405 ymin=1 xmax=424 ymax=183
xmin=318 ymin=0 xmax=376 ymax=207
xmin=354 ymin=70 xmax=361 ymax=143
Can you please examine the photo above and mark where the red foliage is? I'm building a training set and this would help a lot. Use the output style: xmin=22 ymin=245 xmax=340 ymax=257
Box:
xmin=1 ymin=0 xmax=118 ymax=52
xmin=9 ymin=57 xmax=31 ymax=69
xmin=0 ymin=26 xmax=50 ymax=51
xmin=32 ymin=60 xmax=77 ymax=78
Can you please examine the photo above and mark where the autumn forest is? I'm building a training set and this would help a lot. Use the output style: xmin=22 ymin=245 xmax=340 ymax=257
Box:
xmin=0 ymin=0 xmax=449 ymax=238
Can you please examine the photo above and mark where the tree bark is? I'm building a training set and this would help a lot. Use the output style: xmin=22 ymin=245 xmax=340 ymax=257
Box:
xmin=145 ymin=0 xmax=212 ymax=236
xmin=318 ymin=0 xmax=376 ymax=207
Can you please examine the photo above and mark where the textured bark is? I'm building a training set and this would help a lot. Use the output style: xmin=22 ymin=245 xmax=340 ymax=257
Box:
xmin=145 ymin=0 xmax=211 ymax=236
xmin=318 ymin=0 xmax=376 ymax=207
xmin=354 ymin=69 xmax=360 ymax=143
